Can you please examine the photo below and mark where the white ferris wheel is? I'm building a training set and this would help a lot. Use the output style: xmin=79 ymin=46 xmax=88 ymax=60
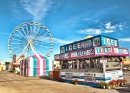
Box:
xmin=8 ymin=22 xmax=53 ymax=59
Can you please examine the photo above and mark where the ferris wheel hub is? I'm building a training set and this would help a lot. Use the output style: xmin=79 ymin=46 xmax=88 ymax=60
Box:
xmin=28 ymin=40 xmax=33 ymax=45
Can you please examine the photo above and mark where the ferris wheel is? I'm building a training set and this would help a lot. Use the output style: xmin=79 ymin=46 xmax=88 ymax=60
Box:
xmin=8 ymin=22 xmax=53 ymax=59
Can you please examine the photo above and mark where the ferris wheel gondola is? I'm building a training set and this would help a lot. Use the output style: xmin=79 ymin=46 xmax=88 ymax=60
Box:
xmin=8 ymin=22 xmax=53 ymax=59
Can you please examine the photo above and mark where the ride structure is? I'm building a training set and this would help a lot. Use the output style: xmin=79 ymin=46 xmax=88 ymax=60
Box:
xmin=8 ymin=22 xmax=54 ymax=75
xmin=54 ymin=35 xmax=129 ymax=87
xmin=8 ymin=22 xmax=53 ymax=59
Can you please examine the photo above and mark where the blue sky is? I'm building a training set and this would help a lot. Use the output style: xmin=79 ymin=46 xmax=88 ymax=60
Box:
xmin=0 ymin=0 xmax=130 ymax=63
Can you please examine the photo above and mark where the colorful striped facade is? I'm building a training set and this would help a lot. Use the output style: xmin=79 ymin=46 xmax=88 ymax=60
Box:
xmin=20 ymin=54 xmax=53 ymax=76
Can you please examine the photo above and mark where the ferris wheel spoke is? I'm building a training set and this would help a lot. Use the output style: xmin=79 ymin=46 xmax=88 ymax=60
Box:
xmin=11 ymin=38 xmax=21 ymax=41
xmin=21 ymin=27 xmax=29 ymax=40
xmin=32 ymin=45 xmax=43 ymax=55
xmin=34 ymin=36 xmax=50 ymax=44
xmin=29 ymin=23 xmax=32 ymax=37
xmin=16 ymin=39 xmax=26 ymax=44
xmin=11 ymin=45 xmax=26 ymax=50
xmin=25 ymin=24 xmax=30 ymax=39
xmin=13 ymin=34 xmax=22 ymax=39
xmin=11 ymin=46 xmax=22 ymax=50
xmin=13 ymin=48 xmax=22 ymax=53
xmin=12 ymin=39 xmax=26 ymax=43
xmin=17 ymin=43 xmax=29 ymax=58
xmin=12 ymin=45 xmax=24 ymax=51
xmin=17 ymin=41 xmax=26 ymax=44
xmin=34 ymin=44 xmax=50 ymax=49
xmin=30 ymin=23 xmax=34 ymax=39
xmin=35 ymin=26 xmax=40 ymax=35
xmin=33 ymin=40 xmax=44 ymax=44
xmin=36 ymin=32 xmax=49 ymax=39
xmin=30 ymin=44 xmax=37 ymax=54
xmin=15 ymin=36 xmax=26 ymax=40
xmin=32 ymin=26 xmax=37 ymax=38
xmin=17 ymin=29 xmax=28 ymax=41
xmin=33 ymin=26 xmax=42 ymax=39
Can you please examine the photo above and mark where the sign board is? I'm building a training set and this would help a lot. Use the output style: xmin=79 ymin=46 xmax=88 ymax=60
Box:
xmin=101 ymin=36 xmax=118 ymax=46
xmin=70 ymin=49 xmax=94 ymax=58
xmin=95 ymin=47 xmax=112 ymax=55
xmin=111 ymin=72 xmax=118 ymax=80
xmin=93 ymin=37 xmax=100 ymax=46
xmin=54 ymin=54 xmax=60 ymax=60
xmin=60 ymin=35 xmax=119 ymax=53
xmin=84 ymin=73 xmax=96 ymax=82
xmin=65 ymin=73 xmax=73 ymax=79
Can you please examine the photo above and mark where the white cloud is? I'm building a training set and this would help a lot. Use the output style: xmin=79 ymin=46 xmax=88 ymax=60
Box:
xmin=105 ymin=22 xmax=116 ymax=29
xmin=20 ymin=0 xmax=53 ymax=21
xmin=116 ymin=23 xmax=126 ymax=30
xmin=104 ymin=30 xmax=114 ymax=33
xmin=104 ymin=22 xmax=116 ymax=33
xmin=103 ymin=22 xmax=126 ymax=33
xmin=119 ymin=38 xmax=130 ymax=42
xmin=77 ymin=21 xmax=126 ymax=35
xmin=77 ymin=28 xmax=101 ymax=35
xmin=53 ymin=38 xmax=72 ymax=44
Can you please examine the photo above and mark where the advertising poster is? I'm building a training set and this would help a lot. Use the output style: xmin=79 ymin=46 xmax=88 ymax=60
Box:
xmin=95 ymin=47 xmax=112 ymax=55
xmin=54 ymin=54 xmax=60 ymax=60
xmin=84 ymin=73 xmax=96 ymax=82
xmin=68 ymin=44 xmax=73 ymax=51
xmin=110 ymin=39 xmax=114 ymax=46
xmin=86 ymin=39 xmax=92 ymax=48
xmin=65 ymin=73 xmax=73 ymax=79
xmin=77 ymin=51 xmax=84 ymax=56
xmin=101 ymin=36 xmax=106 ymax=46
xmin=60 ymin=46 xmax=65 ymax=53
xmin=64 ymin=53 xmax=70 ymax=58
xmin=106 ymin=38 xmax=111 ymax=46
xmin=114 ymin=48 xmax=119 ymax=53
xmin=119 ymin=48 xmax=129 ymax=54
xmin=71 ymin=52 xmax=77 ymax=57
xmin=111 ymin=72 xmax=118 ymax=80
xmin=93 ymin=37 xmax=100 ymax=46
xmin=86 ymin=49 xmax=94 ymax=55
xmin=114 ymin=40 xmax=118 ymax=46
xmin=101 ymin=36 xmax=118 ymax=46
xmin=60 ymin=54 xmax=65 ymax=59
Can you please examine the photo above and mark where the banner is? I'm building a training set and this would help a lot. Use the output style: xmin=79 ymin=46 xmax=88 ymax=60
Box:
xmin=95 ymin=47 xmax=112 ymax=54
xmin=93 ymin=37 xmax=100 ymax=46
xmin=101 ymin=36 xmax=118 ymax=46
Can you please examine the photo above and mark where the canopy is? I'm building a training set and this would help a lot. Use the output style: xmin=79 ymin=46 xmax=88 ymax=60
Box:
xmin=20 ymin=54 xmax=53 ymax=76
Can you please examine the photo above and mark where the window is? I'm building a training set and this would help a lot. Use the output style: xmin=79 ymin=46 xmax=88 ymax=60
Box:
xmin=105 ymin=57 xmax=121 ymax=71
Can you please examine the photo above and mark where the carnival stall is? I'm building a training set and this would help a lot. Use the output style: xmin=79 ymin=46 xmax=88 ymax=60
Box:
xmin=20 ymin=54 xmax=53 ymax=77
xmin=54 ymin=35 xmax=129 ymax=87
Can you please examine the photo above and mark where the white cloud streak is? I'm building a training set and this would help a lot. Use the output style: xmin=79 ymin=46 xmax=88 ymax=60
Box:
xmin=105 ymin=22 xmax=116 ymax=29
xmin=53 ymin=38 xmax=72 ymax=44
xmin=77 ymin=28 xmax=101 ymax=35
xmin=103 ymin=22 xmax=126 ymax=33
xmin=77 ymin=21 xmax=126 ymax=35
xmin=119 ymin=38 xmax=130 ymax=42
xmin=20 ymin=0 xmax=53 ymax=21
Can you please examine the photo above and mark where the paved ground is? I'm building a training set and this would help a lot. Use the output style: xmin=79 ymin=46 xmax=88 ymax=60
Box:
xmin=0 ymin=71 xmax=130 ymax=93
